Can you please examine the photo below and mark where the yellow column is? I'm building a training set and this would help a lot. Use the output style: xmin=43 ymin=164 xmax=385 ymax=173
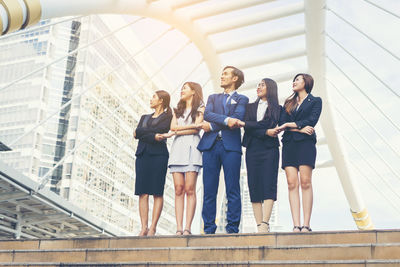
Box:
xmin=0 ymin=0 xmax=23 ymax=34
xmin=0 ymin=8 xmax=3 ymax=33
xmin=0 ymin=0 xmax=41 ymax=35
xmin=22 ymin=0 xmax=41 ymax=29
xmin=351 ymin=208 xmax=374 ymax=230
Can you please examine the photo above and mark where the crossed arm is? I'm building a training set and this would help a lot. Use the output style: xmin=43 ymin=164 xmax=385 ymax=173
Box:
xmin=134 ymin=115 xmax=171 ymax=142
xmin=202 ymin=94 xmax=249 ymax=132
xmin=277 ymin=99 xmax=322 ymax=135
xmin=160 ymin=107 xmax=205 ymax=138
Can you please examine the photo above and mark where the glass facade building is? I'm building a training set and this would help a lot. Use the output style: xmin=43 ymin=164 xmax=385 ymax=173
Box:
xmin=0 ymin=15 xmax=177 ymax=234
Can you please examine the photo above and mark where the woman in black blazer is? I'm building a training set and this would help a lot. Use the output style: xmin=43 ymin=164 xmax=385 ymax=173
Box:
xmin=277 ymin=73 xmax=322 ymax=232
xmin=134 ymin=90 xmax=173 ymax=236
xmin=237 ymin=78 xmax=281 ymax=232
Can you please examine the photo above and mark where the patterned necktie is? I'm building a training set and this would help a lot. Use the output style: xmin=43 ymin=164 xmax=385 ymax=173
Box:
xmin=223 ymin=93 xmax=229 ymax=113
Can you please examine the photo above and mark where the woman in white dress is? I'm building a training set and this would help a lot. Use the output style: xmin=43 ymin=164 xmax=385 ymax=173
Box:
xmin=163 ymin=82 xmax=204 ymax=235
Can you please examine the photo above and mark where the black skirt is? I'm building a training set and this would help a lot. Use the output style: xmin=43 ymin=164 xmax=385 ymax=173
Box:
xmin=281 ymin=139 xmax=317 ymax=169
xmin=245 ymin=146 xmax=279 ymax=202
xmin=135 ymin=152 xmax=168 ymax=196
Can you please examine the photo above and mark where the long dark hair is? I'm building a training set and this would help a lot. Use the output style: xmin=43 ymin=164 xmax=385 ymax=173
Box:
xmin=259 ymin=78 xmax=280 ymax=125
xmin=174 ymin=82 xmax=203 ymax=122
xmin=155 ymin=90 xmax=172 ymax=116
xmin=284 ymin=73 xmax=314 ymax=115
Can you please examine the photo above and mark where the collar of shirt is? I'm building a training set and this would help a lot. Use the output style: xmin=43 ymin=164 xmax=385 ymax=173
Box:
xmin=224 ymin=91 xmax=235 ymax=97
xmin=296 ymin=94 xmax=309 ymax=110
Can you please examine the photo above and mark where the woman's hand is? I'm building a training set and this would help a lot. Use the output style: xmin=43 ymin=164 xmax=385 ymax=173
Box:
xmin=154 ymin=133 xmax=165 ymax=141
xmin=276 ymin=123 xmax=288 ymax=132
xmin=161 ymin=131 xmax=176 ymax=138
xmin=266 ymin=128 xmax=280 ymax=137
xmin=200 ymin=122 xmax=212 ymax=132
xmin=299 ymin=126 xmax=315 ymax=135
xmin=194 ymin=123 xmax=203 ymax=129
xmin=236 ymin=120 xmax=245 ymax=127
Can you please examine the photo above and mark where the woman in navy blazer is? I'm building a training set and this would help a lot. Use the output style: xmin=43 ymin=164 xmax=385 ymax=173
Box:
xmin=238 ymin=78 xmax=281 ymax=233
xmin=277 ymin=73 xmax=322 ymax=232
xmin=134 ymin=90 xmax=173 ymax=236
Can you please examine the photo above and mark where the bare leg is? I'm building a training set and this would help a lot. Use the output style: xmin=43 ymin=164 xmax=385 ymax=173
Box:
xmin=148 ymin=195 xmax=163 ymax=236
xmin=251 ymin=202 xmax=263 ymax=225
xmin=138 ymin=194 xmax=149 ymax=236
xmin=251 ymin=202 xmax=263 ymax=232
xmin=299 ymin=165 xmax=313 ymax=231
xmin=262 ymin=199 xmax=274 ymax=224
xmin=173 ymin=172 xmax=185 ymax=234
xmin=285 ymin=166 xmax=301 ymax=231
xmin=183 ymin=171 xmax=198 ymax=234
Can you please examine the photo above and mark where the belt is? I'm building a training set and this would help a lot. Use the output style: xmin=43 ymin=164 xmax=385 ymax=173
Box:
xmin=215 ymin=135 xmax=222 ymax=141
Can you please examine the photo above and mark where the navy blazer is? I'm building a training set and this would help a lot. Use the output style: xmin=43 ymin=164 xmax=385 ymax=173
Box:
xmin=135 ymin=111 xmax=172 ymax=156
xmin=197 ymin=91 xmax=249 ymax=153
xmin=279 ymin=94 xmax=322 ymax=143
xmin=242 ymin=100 xmax=280 ymax=149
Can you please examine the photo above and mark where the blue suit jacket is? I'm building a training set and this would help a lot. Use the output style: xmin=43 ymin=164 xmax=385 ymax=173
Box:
xmin=279 ymin=93 xmax=322 ymax=143
xmin=198 ymin=91 xmax=249 ymax=153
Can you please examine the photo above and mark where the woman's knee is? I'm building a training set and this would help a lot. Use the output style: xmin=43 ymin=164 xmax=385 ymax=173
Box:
xmin=184 ymin=185 xmax=196 ymax=196
xmin=300 ymin=180 xmax=312 ymax=190
xmin=140 ymin=194 xmax=149 ymax=200
xmin=175 ymin=184 xmax=185 ymax=196
xmin=287 ymin=181 xmax=299 ymax=191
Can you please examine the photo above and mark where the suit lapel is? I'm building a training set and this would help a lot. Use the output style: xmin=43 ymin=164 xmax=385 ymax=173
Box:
xmin=149 ymin=112 xmax=165 ymax=127
xmin=295 ymin=94 xmax=313 ymax=118
xmin=227 ymin=91 xmax=238 ymax=115
xmin=251 ymin=99 xmax=259 ymax=121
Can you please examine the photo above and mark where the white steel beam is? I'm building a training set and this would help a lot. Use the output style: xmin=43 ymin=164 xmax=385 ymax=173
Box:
xmin=216 ymin=25 xmax=305 ymax=54
xmin=171 ymin=0 xmax=206 ymax=10
xmin=190 ymin=0 xmax=274 ymax=20
xmin=9 ymin=201 xmax=44 ymax=214
xmin=237 ymin=47 xmax=306 ymax=69
xmin=0 ymin=191 xmax=28 ymax=202
xmin=0 ymin=224 xmax=36 ymax=238
xmin=204 ymin=2 xmax=304 ymax=35
xmin=39 ymin=0 xmax=222 ymax=91
xmin=304 ymin=0 xmax=372 ymax=229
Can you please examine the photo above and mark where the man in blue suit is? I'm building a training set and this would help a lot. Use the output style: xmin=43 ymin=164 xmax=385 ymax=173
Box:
xmin=198 ymin=66 xmax=249 ymax=234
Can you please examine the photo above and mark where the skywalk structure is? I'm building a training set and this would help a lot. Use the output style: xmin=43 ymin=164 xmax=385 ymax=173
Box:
xmin=0 ymin=0 xmax=399 ymax=238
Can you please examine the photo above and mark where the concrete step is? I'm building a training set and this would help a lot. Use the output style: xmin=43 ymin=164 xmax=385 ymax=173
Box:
xmin=0 ymin=230 xmax=399 ymax=250
xmin=0 ymin=260 xmax=400 ymax=267
xmin=0 ymin=243 xmax=400 ymax=263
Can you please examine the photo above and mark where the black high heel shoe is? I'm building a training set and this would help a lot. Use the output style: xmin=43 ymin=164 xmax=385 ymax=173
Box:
xmin=301 ymin=226 xmax=312 ymax=232
xmin=293 ymin=226 xmax=302 ymax=232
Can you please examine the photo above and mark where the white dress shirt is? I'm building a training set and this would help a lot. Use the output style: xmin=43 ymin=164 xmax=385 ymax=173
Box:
xmin=257 ymin=99 xmax=268 ymax=122
xmin=296 ymin=94 xmax=309 ymax=111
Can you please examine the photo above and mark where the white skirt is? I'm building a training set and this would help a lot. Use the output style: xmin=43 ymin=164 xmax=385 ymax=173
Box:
xmin=169 ymin=164 xmax=201 ymax=173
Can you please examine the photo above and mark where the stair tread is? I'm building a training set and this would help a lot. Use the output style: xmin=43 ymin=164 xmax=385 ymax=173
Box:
xmin=2 ymin=242 xmax=400 ymax=252
xmin=1 ymin=259 xmax=400 ymax=265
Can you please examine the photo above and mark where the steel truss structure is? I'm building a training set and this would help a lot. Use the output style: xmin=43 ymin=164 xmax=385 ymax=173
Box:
xmin=0 ymin=160 xmax=129 ymax=239
xmin=1 ymin=0 xmax=398 ymax=234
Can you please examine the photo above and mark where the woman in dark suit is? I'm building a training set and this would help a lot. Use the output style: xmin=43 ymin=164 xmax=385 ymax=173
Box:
xmin=237 ymin=78 xmax=281 ymax=232
xmin=277 ymin=73 xmax=322 ymax=232
xmin=134 ymin=90 xmax=173 ymax=236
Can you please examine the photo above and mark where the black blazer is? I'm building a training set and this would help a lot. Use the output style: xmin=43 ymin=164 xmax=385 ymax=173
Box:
xmin=279 ymin=94 xmax=322 ymax=143
xmin=134 ymin=111 xmax=172 ymax=156
xmin=242 ymin=99 xmax=280 ymax=149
